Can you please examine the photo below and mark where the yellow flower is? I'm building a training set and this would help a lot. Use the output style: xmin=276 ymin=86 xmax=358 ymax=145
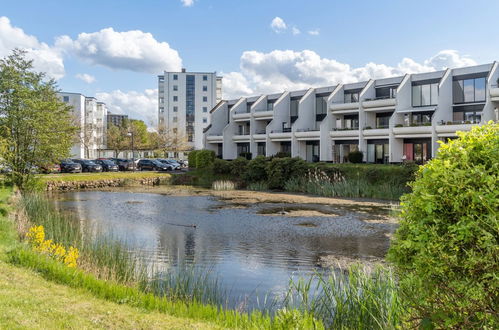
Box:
xmin=26 ymin=225 xmax=79 ymax=268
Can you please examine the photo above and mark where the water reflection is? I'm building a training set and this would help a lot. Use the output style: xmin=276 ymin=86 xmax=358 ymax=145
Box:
xmin=52 ymin=189 xmax=394 ymax=307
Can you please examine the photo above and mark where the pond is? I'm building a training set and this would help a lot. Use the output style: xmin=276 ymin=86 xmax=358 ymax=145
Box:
xmin=52 ymin=187 xmax=397 ymax=309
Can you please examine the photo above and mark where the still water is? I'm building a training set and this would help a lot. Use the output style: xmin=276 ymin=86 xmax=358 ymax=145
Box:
xmin=52 ymin=188 xmax=395 ymax=307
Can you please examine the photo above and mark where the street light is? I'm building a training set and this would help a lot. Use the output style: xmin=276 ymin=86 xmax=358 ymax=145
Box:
xmin=127 ymin=131 xmax=135 ymax=171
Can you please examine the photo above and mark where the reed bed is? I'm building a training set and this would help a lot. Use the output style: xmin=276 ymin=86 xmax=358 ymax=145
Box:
xmin=211 ymin=180 xmax=236 ymax=191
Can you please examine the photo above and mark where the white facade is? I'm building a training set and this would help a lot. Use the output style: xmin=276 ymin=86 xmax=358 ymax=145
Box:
xmin=158 ymin=69 xmax=222 ymax=151
xmin=59 ymin=92 xmax=108 ymax=159
xmin=205 ymin=62 xmax=499 ymax=163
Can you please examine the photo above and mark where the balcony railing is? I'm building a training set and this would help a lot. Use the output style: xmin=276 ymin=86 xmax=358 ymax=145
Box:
xmin=395 ymin=122 xmax=432 ymax=128
xmin=295 ymin=128 xmax=320 ymax=132
xmin=437 ymin=120 xmax=481 ymax=125
xmin=364 ymin=96 xmax=395 ymax=101
xmin=332 ymin=127 xmax=359 ymax=131
xmin=254 ymin=129 xmax=267 ymax=134
xmin=270 ymin=128 xmax=292 ymax=133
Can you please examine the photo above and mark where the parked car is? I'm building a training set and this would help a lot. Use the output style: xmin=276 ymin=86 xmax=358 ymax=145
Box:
xmin=40 ymin=163 xmax=61 ymax=174
xmin=157 ymin=159 xmax=181 ymax=170
xmin=60 ymin=159 xmax=82 ymax=173
xmin=71 ymin=159 xmax=102 ymax=172
xmin=177 ymin=160 xmax=188 ymax=168
xmin=93 ymin=159 xmax=119 ymax=172
xmin=137 ymin=159 xmax=172 ymax=171
xmin=110 ymin=158 xmax=135 ymax=171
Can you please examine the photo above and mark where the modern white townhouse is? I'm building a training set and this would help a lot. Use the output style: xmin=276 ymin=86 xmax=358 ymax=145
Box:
xmin=158 ymin=69 xmax=223 ymax=155
xmin=58 ymin=92 xmax=108 ymax=159
xmin=205 ymin=63 xmax=499 ymax=164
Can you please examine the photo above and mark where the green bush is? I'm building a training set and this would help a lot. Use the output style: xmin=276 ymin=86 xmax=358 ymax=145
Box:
xmin=273 ymin=151 xmax=291 ymax=158
xmin=212 ymin=158 xmax=231 ymax=175
xmin=230 ymin=157 xmax=249 ymax=177
xmin=388 ymin=122 xmax=499 ymax=329
xmin=266 ymin=157 xmax=308 ymax=189
xmin=187 ymin=150 xmax=199 ymax=169
xmin=347 ymin=151 xmax=363 ymax=163
xmin=244 ymin=156 xmax=269 ymax=183
xmin=195 ymin=150 xmax=215 ymax=168
xmin=239 ymin=152 xmax=252 ymax=160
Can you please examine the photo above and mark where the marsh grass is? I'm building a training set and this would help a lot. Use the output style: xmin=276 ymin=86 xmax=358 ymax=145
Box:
xmin=247 ymin=181 xmax=269 ymax=191
xmin=211 ymin=180 xmax=236 ymax=191
xmin=284 ymin=266 xmax=403 ymax=329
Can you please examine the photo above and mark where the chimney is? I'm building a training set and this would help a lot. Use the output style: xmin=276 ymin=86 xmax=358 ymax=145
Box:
xmin=181 ymin=68 xmax=186 ymax=73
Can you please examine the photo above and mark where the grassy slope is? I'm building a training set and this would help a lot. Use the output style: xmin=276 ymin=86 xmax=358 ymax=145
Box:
xmin=0 ymin=187 xmax=217 ymax=330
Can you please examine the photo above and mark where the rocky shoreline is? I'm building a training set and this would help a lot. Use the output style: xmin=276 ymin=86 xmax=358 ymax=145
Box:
xmin=45 ymin=177 xmax=166 ymax=191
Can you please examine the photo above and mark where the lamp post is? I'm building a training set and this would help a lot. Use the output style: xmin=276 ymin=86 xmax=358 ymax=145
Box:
xmin=128 ymin=131 xmax=135 ymax=171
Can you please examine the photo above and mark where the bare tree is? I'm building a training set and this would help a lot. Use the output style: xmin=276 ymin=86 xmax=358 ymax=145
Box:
xmin=155 ymin=126 xmax=191 ymax=158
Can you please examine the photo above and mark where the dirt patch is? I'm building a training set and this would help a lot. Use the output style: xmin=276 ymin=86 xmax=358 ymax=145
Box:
xmin=319 ymin=254 xmax=386 ymax=270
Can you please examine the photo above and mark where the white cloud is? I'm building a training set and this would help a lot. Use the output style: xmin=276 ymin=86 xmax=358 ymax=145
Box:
xmin=308 ymin=29 xmax=320 ymax=36
xmin=96 ymin=89 xmax=158 ymax=127
xmin=56 ymin=27 xmax=182 ymax=73
xmin=292 ymin=27 xmax=301 ymax=35
xmin=222 ymin=49 xmax=477 ymax=99
xmin=0 ymin=16 xmax=64 ymax=79
xmin=270 ymin=17 xmax=287 ymax=33
xmin=181 ymin=0 xmax=195 ymax=6
xmin=75 ymin=73 xmax=96 ymax=83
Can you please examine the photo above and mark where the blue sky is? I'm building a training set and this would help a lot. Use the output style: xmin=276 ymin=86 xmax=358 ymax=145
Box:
xmin=1 ymin=0 xmax=498 ymax=125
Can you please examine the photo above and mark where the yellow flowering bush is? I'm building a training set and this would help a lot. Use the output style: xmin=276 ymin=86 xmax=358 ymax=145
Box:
xmin=26 ymin=225 xmax=79 ymax=268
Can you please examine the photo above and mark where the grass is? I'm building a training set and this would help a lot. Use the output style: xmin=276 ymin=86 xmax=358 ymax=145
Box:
xmin=0 ymin=185 xmax=219 ymax=329
xmin=211 ymin=180 xmax=236 ymax=191
xmin=39 ymin=171 xmax=172 ymax=183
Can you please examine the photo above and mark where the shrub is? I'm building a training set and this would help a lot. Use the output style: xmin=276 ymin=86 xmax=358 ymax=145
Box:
xmin=230 ymin=157 xmax=249 ymax=177
xmin=212 ymin=158 xmax=231 ymax=175
xmin=273 ymin=152 xmax=291 ymax=158
xmin=266 ymin=157 xmax=308 ymax=189
xmin=347 ymin=151 xmax=363 ymax=163
xmin=187 ymin=150 xmax=199 ymax=169
xmin=244 ymin=156 xmax=269 ymax=183
xmin=247 ymin=181 xmax=269 ymax=191
xmin=195 ymin=149 xmax=216 ymax=168
xmin=239 ymin=152 xmax=252 ymax=160
xmin=388 ymin=122 xmax=499 ymax=329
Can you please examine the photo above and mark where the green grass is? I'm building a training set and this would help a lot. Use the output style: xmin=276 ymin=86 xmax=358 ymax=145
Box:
xmin=0 ymin=185 xmax=219 ymax=329
xmin=39 ymin=171 xmax=172 ymax=183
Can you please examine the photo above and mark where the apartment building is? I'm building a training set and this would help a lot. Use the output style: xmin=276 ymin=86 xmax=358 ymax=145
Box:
xmin=107 ymin=112 xmax=128 ymax=128
xmin=158 ymin=69 xmax=223 ymax=153
xmin=59 ymin=92 xmax=108 ymax=159
xmin=205 ymin=63 xmax=499 ymax=163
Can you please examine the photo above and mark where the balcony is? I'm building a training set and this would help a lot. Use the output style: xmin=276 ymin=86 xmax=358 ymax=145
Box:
xmin=330 ymin=127 xmax=359 ymax=138
xmin=253 ymin=110 xmax=274 ymax=120
xmin=295 ymin=128 xmax=320 ymax=140
xmin=362 ymin=126 xmax=390 ymax=137
xmin=233 ymin=133 xmax=251 ymax=142
xmin=269 ymin=129 xmax=292 ymax=141
xmin=490 ymin=84 xmax=499 ymax=102
xmin=330 ymin=101 xmax=360 ymax=112
xmin=393 ymin=123 xmax=432 ymax=136
xmin=435 ymin=121 xmax=478 ymax=136
xmin=362 ymin=97 xmax=396 ymax=111
xmin=206 ymin=133 xmax=223 ymax=143
xmin=232 ymin=112 xmax=251 ymax=121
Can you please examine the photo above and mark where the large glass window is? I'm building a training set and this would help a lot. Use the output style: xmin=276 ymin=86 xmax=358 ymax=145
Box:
xmin=290 ymin=99 xmax=299 ymax=122
xmin=315 ymin=96 xmax=327 ymax=115
xmin=344 ymin=91 xmax=359 ymax=103
xmin=186 ymin=75 xmax=195 ymax=142
xmin=375 ymin=113 xmax=392 ymax=128
xmin=375 ymin=86 xmax=397 ymax=99
xmin=344 ymin=115 xmax=359 ymax=129
xmin=453 ymin=76 xmax=487 ymax=104
xmin=412 ymin=82 xmax=438 ymax=107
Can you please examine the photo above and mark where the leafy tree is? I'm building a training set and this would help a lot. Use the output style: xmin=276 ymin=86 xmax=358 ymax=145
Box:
xmin=106 ymin=124 xmax=129 ymax=157
xmin=388 ymin=122 xmax=499 ymax=329
xmin=0 ymin=49 xmax=77 ymax=189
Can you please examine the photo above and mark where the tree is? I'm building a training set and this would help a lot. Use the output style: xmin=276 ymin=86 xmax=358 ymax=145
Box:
xmin=78 ymin=122 xmax=95 ymax=159
xmin=155 ymin=126 xmax=191 ymax=157
xmin=0 ymin=49 xmax=77 ymax=189
xmin=388 ymin=122 xmax=499 ymax=329
xmin=106 ymin=124 xmax=129 ymax=157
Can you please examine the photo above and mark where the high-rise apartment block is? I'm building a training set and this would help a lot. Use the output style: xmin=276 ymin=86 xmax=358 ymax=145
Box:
xmin=59 ymin=92 xmax=107 ymax=159
xmin=158 ymin=69 xmax=222 ymax=151
xmin=205 ymin=63 xmax=499 ymax=163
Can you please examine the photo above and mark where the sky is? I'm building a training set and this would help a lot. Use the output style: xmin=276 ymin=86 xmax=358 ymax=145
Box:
xmin=1 ymin=0 xmax=498 ymax=126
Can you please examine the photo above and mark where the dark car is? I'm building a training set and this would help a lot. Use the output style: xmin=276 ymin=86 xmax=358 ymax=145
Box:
xmin=110 ymin=158 xmax=135 ymax=171
xmin=137 ymin=159 xmax=171 ymax=171
xmin=93 ymin=159 xmax=119 ymax=172
xmin=157 ymin=159 xmax=181 ymax=170
xmin=72 ymin=159 xmax=102 ymax=173
xmin=60 ymin=159 xmax=82 ymax=173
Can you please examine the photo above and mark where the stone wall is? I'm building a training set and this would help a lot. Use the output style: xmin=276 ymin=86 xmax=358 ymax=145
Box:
xmin=45 ymin=177 xmax=167 ymax=191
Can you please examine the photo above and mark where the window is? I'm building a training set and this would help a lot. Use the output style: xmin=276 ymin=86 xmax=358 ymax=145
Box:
xmin=188 ymin=134 xmax=193 ymax=142
xmin=267 ymin=102 xmax=274 ymax=111
xmin=158 ymin=76 xmax=164 ymax=82
xmin=63 ymin=96 xmax=69 ymax=102
xmin=375 ymin=85 xmax=397 ymax=99
xmin=203 ymin=96 xmax=208 ymax=102
xmin=290 ymin=98 xmax=299 ymax=122
xmin=203 ymin=86 xmax=208 ymax=92
xmin=203 ymin=118 xmax=207 ymax=123
xmin=404 ymin=112 xmax=433 ymax=126
xmin=203 ymin=106 xmax=207 ymax=112
xmin=344 ymin=115 xmax=359 ymax=129
xmin=173 ymin=74 xmax=178 ymax=80
xmin=173 ymin=85 xmax=178 ymax=91
xmin=315 ymin=96 xmax=327 ymax=115
xmin=257 ymin=142 xmax=266 ymax=156
xmin=344 ymin=90 xmax=360 ymax=103
xmin=173 ymin=116 xmax=177 ymax=123
xmin=452 ymin=104 xmax=483 ymax=124
xmin=453 ymin=76 xmax=486 ymax=104
xmin=173 ymin=106 xmax=178 ymax=112
xmin=173 ymin=96 xmax=178 ymax=102
xmin=159 ymin=107 xmax=164 ymax=113
xmin=412 ymin=82 xmax=439 ymax=107
xmin=203 ymin=75 xmax=208 ymax=81
xmin=159 ymin=97 xmax=164 ymax=104
xmin=375 ymin=113 xmax=392 ymax=129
